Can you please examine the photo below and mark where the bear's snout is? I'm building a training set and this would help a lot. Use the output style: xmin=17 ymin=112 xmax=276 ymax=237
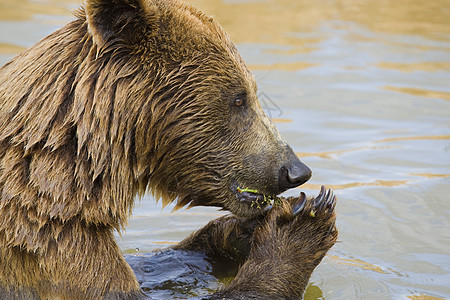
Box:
xmin=278 ymin=161 xmax=312 ymax=190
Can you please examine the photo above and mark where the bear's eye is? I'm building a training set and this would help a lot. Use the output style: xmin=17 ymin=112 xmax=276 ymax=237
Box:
xmin=233 ymin=98 xmax=244 ymax=107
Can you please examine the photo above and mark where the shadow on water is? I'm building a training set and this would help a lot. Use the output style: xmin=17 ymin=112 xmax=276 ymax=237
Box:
xmin=125 ymin=250 xmax=240 ymax=299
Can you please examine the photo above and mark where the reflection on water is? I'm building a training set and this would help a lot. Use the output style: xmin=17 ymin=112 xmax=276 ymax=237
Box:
xmin=0 ymin=0 xmax=77 ymax=21
xmin=328 ymin=255 xmax=385 ymax=274
xmin=301 ymin=180 xmax=410 ymax=191
xmin=1 ymin=0 xmax=449 ymax=299
xmin=384 ymin=86 xmax=450 ymax=101
xmin=377 ymin=62 xmax=450 ymax=73
xmin=410 ymin=173 xmax=450 ymax=179
xmin=272 ymin=118 xmax=293 ymax=123
xmin=248 ymin=61 xmax=317 ymax=71
xmin=188 ymin=0 xmax=450 ymax=44
xmin=408 ymin=296 xmax=446 ymax=300
xmin=375 ymin=135 xmax=450 ymax=143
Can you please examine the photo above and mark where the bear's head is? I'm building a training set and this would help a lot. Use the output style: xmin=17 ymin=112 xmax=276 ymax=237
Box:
xmin=86 ymin=0 xmax=311 ymax=217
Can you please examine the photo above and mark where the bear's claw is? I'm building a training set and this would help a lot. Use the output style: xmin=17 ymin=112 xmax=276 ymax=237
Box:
xmin=292 ymin=192 xmax=306 ymax=215
xmin=292 ymin=185 xmax=336 ymax=217
xmin=313 ymin=185 xmax=336 ymax=212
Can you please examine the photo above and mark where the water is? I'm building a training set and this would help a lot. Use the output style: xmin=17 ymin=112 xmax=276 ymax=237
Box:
xmin=1 ymin=0 xmax=449 ymax=299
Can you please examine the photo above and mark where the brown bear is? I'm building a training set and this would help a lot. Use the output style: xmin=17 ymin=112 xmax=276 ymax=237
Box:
xmin=0 ymin=0 xmax=337 ymax=299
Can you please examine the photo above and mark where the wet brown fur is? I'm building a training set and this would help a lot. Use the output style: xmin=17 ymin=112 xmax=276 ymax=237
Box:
xmin=0 ymin=0 xmax=330 ymax=298
xmin=176 ymin=194 xmax=338 ymax=300
xmin=205 ymin=195 xmax=338 ymax=299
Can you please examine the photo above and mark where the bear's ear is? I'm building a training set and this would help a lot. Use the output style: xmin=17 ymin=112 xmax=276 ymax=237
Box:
xmin=86 ymin=0 xmax=159 ymax=48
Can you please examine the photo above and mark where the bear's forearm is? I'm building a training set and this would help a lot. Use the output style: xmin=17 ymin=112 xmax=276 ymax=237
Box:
xmin=205 ymin=251 xmax=313 ymax=299
xmin=173 ymin=214 xmax=261 ymax=263
xmin=205 ymin=191 xmax=338 ymax=299
xmin=174 ymin=214 xmax=312 ymax=299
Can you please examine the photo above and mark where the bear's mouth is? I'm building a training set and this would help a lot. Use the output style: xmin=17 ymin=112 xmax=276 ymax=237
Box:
xmin=235 ymin=186 xmax=280 ymax=209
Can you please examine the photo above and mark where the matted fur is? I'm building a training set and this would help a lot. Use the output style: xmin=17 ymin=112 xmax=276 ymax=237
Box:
xmin=0 ymin=0 xmax=311 ymax=298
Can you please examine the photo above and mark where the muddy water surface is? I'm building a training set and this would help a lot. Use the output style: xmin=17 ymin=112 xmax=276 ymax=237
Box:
xmin=1 ymin=0 xmax=449 ymax=299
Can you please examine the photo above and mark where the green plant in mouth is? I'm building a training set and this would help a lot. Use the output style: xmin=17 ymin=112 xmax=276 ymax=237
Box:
xmin=236 ymin=187 xmax=259 ymax=194
xmin=237 ymin=187 xmax=282 ymax=208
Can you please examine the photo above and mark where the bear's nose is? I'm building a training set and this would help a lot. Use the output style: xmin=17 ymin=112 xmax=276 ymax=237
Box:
xmin=279 ymin=161 xmax=312 ymax=190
